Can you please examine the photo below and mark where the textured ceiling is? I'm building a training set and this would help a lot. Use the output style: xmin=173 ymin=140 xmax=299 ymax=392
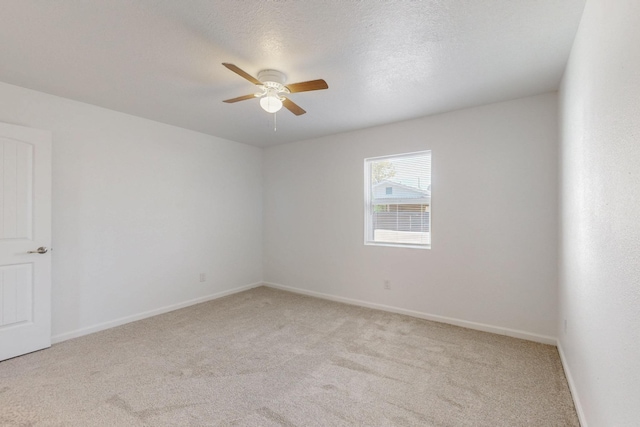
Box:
xmin=0 ymin=1 xmax=585 ymax=147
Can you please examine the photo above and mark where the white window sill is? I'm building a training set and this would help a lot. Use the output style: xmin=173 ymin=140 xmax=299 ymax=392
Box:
xmin=365 ymin=242 xmax=431 ymax=250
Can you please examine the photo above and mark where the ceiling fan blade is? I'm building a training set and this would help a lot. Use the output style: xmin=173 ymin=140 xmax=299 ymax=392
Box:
xmin=222 ymin=63 xmax=262 ymax=85
xmin=283 ymin=98 xmax=306 ymax=116
xmin=286 ymin=79 xmax=328 ymax=93
xmin=222 ymin=94 xmax=256 ymax=103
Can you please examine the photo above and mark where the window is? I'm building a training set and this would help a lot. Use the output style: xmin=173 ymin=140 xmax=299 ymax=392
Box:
xmin=364 ymin=151 xmax=431 ymax=248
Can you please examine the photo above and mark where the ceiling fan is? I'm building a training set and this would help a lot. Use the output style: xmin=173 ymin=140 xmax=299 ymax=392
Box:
xmin=222 ymin=63 xmax=328 ymax=116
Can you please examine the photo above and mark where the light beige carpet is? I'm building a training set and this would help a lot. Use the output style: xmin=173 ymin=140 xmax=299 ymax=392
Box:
xmin=0 ymin=286 xmax=578 ymax=426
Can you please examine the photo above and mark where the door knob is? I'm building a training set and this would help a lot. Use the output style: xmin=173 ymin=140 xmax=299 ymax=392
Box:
xmin=27 ymin=246 xmax=48 ymax=254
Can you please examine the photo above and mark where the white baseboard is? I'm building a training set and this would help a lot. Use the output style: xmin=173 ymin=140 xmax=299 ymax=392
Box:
xmin=51 ymin=282 xmax=262 ymax=344
xmin=263 ymin=282 xmax=557 ymax=345
xmin=557 ymin=342 xmax=587 ymax=427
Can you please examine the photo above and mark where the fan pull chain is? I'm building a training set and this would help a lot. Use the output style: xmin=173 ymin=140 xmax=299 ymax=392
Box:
xmin=273 ymin=112 xmax=277 ymax=132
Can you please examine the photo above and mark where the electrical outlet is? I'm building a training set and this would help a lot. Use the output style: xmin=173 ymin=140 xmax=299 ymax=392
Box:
xmin=199 ymin=273 xmax=206 ymax=282
xmin=384 ymin=280 xmax=391 ymax=290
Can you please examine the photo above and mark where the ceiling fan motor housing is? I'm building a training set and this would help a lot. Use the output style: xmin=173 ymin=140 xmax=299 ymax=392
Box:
xmin=257 ymin=69 xmax=287 ymax=86
xmin=256 ymin=69 xmax=290 ymax=102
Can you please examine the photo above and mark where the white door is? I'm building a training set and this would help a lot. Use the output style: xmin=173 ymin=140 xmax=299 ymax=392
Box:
xmin=0 ymin=122 xmax=51 ymax=361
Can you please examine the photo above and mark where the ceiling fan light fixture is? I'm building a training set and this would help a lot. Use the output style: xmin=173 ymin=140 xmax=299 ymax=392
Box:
xmin=259 ymin=93 xmax=283 ymax=113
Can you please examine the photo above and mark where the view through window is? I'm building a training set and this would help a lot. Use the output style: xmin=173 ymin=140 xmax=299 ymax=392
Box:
xmin=364 ymin=151 xmax=431 ymax=248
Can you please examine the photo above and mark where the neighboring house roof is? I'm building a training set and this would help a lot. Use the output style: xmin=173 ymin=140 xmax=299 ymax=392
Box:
xmin=372 ymin=180 xmax=431 ymax=205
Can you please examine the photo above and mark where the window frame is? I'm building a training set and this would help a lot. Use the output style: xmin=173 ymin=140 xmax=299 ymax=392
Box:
xmin=364 ymin=150 xmax=432 ymax=250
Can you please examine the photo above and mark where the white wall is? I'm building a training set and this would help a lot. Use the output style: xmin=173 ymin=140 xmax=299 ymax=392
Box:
xmin=264 ymin=93 xmax=559 ymax=341
xmin=0 ymin=81 xmax=263 ymax=341
xmin=559 ymin=0 xmax=640 ymax=425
